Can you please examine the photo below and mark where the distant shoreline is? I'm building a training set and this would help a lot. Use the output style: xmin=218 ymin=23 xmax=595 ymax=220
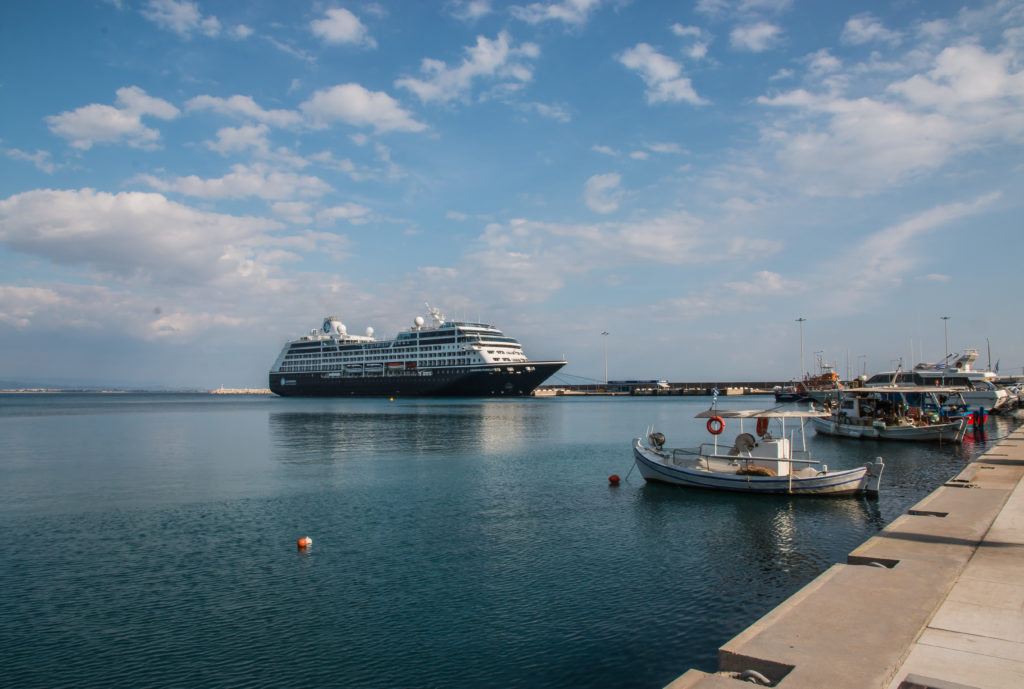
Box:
xmin=0 ymin=388 xmax=274 ymax=395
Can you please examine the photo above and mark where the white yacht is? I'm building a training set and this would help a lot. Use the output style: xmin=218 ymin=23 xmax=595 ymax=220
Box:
xmin=863 ymin=350 xmax=1009 ymax=410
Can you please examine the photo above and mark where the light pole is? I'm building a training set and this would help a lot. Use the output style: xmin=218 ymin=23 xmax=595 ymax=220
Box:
xmin=601 ymin=331 xmax=609 ymax=385
xmin=941 ymin=316 xmax=950 ymax=384
xmin=795 ymin=318 xmax=806 ymax=381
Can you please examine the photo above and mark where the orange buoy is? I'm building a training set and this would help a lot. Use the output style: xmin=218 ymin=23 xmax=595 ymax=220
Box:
xmin=297 ymin=536 xmax=312 ymax=548
xmin=707 ymin=416 xmax=724 ymax=435
xmin=608 ymin=474 xmax=621 ymax=484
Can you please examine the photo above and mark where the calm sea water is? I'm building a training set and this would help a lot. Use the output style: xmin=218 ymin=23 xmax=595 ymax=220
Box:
xmin=1 ymin=393 xmax=1016 ymax=688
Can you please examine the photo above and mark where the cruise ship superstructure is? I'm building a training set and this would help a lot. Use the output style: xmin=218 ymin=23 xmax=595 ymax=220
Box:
xmin=269 ymin=306 xmax=566 ymax=397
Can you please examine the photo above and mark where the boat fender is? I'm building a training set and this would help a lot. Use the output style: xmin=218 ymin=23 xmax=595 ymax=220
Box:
xmin=707 ymin=416 xmax=724 ymax=435
xmin=755 ymin=418 xmax=769 ymax=436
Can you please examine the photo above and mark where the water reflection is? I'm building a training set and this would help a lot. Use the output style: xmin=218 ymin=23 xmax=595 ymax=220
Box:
xmin=269 ymin=401 xmax=552 ymax=464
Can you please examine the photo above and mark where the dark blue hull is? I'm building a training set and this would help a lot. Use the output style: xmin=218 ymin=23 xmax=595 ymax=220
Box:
xmin=269 ymin=362 xmax=565 ymax=397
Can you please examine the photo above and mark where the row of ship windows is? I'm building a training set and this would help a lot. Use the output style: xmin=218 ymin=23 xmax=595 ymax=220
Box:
xmin=279 ymin=358 xmax=473 ymax=372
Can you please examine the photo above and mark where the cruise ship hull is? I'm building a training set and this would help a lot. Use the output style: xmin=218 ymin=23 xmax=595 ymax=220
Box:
xmin=269 ymin=361 xmax=565 ymax=397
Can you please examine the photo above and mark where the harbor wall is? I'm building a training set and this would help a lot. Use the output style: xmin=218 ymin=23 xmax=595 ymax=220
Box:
xmin=665 ymin=426 xmax=1024 ymax=689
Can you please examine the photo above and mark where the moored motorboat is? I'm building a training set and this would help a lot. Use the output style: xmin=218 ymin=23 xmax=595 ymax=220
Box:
xmin=810 ymin=386 xmax=969 ymax=443
xmin=632 ymin=408 xmax=883 ymax=496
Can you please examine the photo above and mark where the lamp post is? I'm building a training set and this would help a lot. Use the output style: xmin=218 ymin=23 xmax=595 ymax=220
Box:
xmin=795 ymin=318 xmax=806 ymax=381
xmin=601 ymin=331 xmax=609 ymax=385
xmin=941 ymin=316 xmax=950 ymax=384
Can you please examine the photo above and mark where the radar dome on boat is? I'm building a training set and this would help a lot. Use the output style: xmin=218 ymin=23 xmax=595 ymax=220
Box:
xmin=337 ymin=322 xmax=347 ymax=335
xmin=415 ymin=316 xmax=424 ymax=327
xmin=366 ymin=327 xmax=374 ymax=337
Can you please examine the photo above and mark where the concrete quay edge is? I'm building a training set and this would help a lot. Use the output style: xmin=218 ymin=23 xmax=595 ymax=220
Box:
xmin=666 ymin=425 xmax=1024 ymax=689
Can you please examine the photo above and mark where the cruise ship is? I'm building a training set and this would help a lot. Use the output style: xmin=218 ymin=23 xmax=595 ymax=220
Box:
xmin=268 ymin=306 xmax=566 ymax=397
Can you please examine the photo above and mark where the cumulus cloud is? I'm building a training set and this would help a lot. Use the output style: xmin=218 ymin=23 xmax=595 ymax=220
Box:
xmin=757 ymin=44 xmax=1024 ymax=196
xmin=0 ymin=188 xmax=285 ymax=287
xmin=141 ymin=0 xmax=221 ymax=38
xmin=301 ymin=83 xmax=427 ymax=133
xmin=841 ymin=13 xmax=901 ymax=46
xmin=141 ymin=163 xmax=331 ymax=200
xmin=46 ymin=86 xmax=179 ymax=150
xmin=310 ymin=8 xmax=376 ymax=48
xmin=730 ymin=22 xmax=782 ymax=52
xmin=619 ymin=44 xmax=708 ymax=105
xmin=395 ymin=32 xmax=540 ymax=104
xmin=451 ymin=0 xmax=493 ymax=21
xmin=510 ymin=0 xmax=602 ymax=25
xmin=583 ymin=173 xmax=622 ymax=213
xmin=185 ymin=94 xmax=303 ymax=128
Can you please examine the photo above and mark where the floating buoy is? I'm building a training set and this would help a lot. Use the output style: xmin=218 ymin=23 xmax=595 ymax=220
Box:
xmin=389 ymin=397 xmax=394 ymax=402
xmin=297 ymin=536 xmax=312 ymax=548
xmin=608 ymin=474 xmax=621 ymax=484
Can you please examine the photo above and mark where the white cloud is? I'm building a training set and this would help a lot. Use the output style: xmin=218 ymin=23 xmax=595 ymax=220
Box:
xmin=316 ymin=203 xmax=373 ymax=225
xmin=510 ymin=0 xmax=602 ymax=25
xmin=757 ymin=44 xmax=1024 ymax=196
xmin=451 ymin=0 xmax=493 ymax=21
xmin=310 ymin=8 xmax=376 ymax=48
xmin=583 ymin=173 xmax=622 ymax=213
xmin=141 ymin=0 xmax=221 ymax=38
xmin=141 ymin=163 xmax=331 ymax=200
xmin=0 ymin=188 xmax=284 ymax=288
xmin=271 ymin=201 xmax=313 ymax=224
xmin=301 ymin=83 xmax=427 ymax=133
xmin=723 ymin=270 xmax=800 ymax=296
xmin=185 ymin=94 xmax=303 ymax=128
xmin=730 ymin=22 xmax=782 ymax=52
xmin=525 ymin=102 xmax=571 ymax=122
xmin=230 ymin=24 xmax=253 ymax=40
xmin=6 ymin=148 xmax=57 ymax=174
xmin=206 ymin=124 xmax=271 ymax=155
xmin=619 ymin=44 xmax=708 ymax=105
xmin=592 ymin=144 xmax=617 ymax=156
xmin=824 ymin=193 xmax=1000 ymax=299
xmin=841 ymin=13 xmax=902 ymax=46
xmin=0 ymin=286 xmax=62 ymax=328
xmin=46 ymin=86 xmax=179 ymax=150
xmin=670 ymin=23 xmax=710 ymax=60
xmin=395 ymin=32 xmax=540 ymax=104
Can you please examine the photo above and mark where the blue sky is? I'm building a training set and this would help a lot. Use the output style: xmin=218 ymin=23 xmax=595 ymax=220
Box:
xmin=1 ymin=0 xmax=1023 ymax=388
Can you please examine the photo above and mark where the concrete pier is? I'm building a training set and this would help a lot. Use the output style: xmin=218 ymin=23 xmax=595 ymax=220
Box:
xmin=667 ymin=426 xmax=1024 ymax=689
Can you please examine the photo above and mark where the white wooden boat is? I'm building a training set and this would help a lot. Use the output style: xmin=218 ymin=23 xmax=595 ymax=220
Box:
xmin=632 ymin=409 xmax=883 ymax=496
xmin=809 ymin=386 xmax=969 ymax=443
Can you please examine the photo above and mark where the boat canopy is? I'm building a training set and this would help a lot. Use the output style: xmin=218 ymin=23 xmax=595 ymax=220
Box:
xmin=694 ymin=409 xmax=827 ymax=419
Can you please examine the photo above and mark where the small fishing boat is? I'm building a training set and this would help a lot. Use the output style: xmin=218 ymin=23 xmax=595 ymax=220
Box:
xmin=632 ymin=408 xmax=883 ymax=496
xmin=809 ymin=386 xmax=969 ymax=443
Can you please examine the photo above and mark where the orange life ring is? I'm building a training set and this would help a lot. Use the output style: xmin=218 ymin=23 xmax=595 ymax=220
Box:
xmin=756 ymin=418 xmax=769 ymax=436
xmin=707 ymin=416 xmax=724 ymax=435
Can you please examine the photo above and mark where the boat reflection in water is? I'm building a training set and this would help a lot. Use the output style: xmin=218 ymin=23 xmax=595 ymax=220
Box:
xmin=268 ymin=399 xmax=551 ymax=464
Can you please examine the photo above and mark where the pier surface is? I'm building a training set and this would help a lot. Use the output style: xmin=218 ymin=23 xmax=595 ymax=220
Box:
xmin=667 ymin=425 xmax=1024 ymax=689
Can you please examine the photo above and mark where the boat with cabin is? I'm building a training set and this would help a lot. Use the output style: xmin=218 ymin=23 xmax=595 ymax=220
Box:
xmin=269 ymin=306 xmax=566 ymax=397
xmin=809 ymin=386 xmax=969 ymax=442
xmin=632 ymin=408 xmax=883 ymax=496
xmin=863 ymin=350 xmax=1009 ymax=410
